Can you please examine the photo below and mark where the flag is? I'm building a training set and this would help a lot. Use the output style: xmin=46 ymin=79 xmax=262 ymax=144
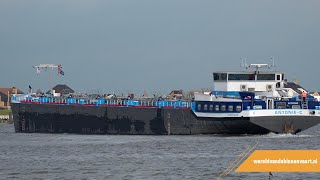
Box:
xmin=36 ymin=67 xmax=40 ymax=74
xmin=58 ymin=64 xmax=64 ymax=75
xmin=58 ymin=64 xmax=61 ymax=75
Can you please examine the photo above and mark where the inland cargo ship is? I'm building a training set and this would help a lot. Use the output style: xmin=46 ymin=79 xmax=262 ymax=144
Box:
xmin=10 ymin=63 xmax=320 ymax=134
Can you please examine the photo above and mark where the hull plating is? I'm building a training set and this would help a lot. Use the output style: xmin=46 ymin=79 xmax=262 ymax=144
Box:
xmin=12 ymin=103 xmax=318 ymax=135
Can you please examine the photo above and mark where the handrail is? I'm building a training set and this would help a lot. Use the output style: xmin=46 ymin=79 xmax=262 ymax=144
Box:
xmin=13 ymin=95 xmax=192 ymax=109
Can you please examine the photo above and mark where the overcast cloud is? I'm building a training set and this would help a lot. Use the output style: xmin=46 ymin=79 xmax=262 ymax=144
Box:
xmin=1 ymin=0 xmax=320 ymax=94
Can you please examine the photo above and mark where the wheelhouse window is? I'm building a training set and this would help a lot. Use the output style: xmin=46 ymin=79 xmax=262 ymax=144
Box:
xmin=228 ymin=74 xmax=255 ymax=81
xmin=276 ymin=74 xmax=281 ymax=81
xmin=257 ymin=74 xmax=275 ymax=80
xmin=215 ymin=105 xmax=219 ymax=111
xmin=197 ymin=104 xmax=202 ymax=111
xmin=228 ymin=105 xmax=234 ymax=112
xmin=213 ymin=73 xmax=227 ymax=81
xmin=209 ymin=104 xmax=213 ymax=111
xmin=236 ymin=105 xmax=242 ymax=112
xmin=254 ymin=105 xmax=262 ymax=110
xmin=204 ymin=104 xmax=208 ymax=111
xmin=221 ymin=105 xmax=226 ymax=111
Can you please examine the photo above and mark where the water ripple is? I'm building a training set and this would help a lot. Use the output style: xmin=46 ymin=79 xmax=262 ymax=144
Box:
xmin=0 ymin=124 xmax=319 ymax=179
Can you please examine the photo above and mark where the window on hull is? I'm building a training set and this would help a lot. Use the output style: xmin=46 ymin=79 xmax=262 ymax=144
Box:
xmin=197 ymin=103 xmax=243 ymax=113
xmin=197 ymin=104 xmax=201 ymax=111
xmin=276 ymin=102 xmax=286 ymax=109
xmin=215 ymin=105 xmax=219 ymax=111
xmin=204 ymin=104 xmax=208 ymax=111
xmin=236 ymin=105 xmax=242 ymax=112
xmin=209 ymin=105 xmax=213 ymax=111
xmin=292 ymin=105 xmax=301 ymax=109
xmin=221 ymin=105 xmax=226 ymax=111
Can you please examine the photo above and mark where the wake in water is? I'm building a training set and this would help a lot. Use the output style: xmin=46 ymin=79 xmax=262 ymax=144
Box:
xmin=242 ymin=132 xmax=320 ymax=140
xmin=194 ymin=133 xmax=317 ymax=141
xmin=258 ymin=132 xmax=315 ymax=138
xmin=206 ymin=132 xmax=319 ymax=141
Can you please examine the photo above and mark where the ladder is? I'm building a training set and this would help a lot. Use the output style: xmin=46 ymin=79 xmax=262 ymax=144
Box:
xmin=302 ymin=99 xmax=308 ymax=109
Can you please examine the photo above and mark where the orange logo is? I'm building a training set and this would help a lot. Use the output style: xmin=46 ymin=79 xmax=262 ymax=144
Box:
xmin=235 ymin=150 xmax=320 ymax=172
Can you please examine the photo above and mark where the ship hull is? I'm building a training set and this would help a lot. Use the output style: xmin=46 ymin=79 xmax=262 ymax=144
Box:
xmin=11 ymin=103 xmax=319 ymax=135
xmin=249 ymin=116 xmax=320 ymax=134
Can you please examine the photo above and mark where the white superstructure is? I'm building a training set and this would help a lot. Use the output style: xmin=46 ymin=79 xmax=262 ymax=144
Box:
xmin=213 ymin=63 xmax=286 ymax=98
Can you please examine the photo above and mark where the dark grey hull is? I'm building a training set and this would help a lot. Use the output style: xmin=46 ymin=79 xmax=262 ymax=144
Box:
xmin=250 ymin=116 xmax=320 ymax=134
xmin=11 ymin=103 xmax=319 ymax=135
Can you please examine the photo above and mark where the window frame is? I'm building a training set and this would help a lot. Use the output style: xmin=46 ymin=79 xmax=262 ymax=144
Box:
xmin=215 ymin=105 xmax=220 ymax=111
xmin=236 ymin=105 xmax=242 ymax=112
xmin=197 ymin=104 xmax=202 ymax=111
xmin=209 ymin=104 xmax=214 ymax=111
xmin=204 ymin=104 xmax=208 ymax=111
xmin=221 ymin=105 xmax=226 ymax=111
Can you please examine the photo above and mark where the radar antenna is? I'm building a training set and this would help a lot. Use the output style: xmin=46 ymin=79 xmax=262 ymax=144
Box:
xmin=240 ymin=57 xmax=276 ymax=72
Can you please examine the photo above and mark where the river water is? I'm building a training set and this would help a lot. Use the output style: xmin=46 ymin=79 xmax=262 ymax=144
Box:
xmin=0 ymin=124 xmax=319 ymax=180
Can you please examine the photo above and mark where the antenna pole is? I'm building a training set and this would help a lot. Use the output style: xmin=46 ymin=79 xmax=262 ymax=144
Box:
xmin=272 ymin=56 xmax=275 ymax=67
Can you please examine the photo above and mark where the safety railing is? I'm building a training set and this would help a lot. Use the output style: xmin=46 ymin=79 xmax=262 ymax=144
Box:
xmin=12 ymin=95 xmax=193 ymax=109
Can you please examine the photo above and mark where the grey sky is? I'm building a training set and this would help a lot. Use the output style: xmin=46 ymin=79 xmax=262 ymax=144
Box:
xmin=1 ymin=0 xmax=320 ymax=94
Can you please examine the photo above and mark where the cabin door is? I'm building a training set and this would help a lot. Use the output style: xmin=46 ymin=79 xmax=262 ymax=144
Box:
xmin=267 ymin=99 xmax=274 ymax=109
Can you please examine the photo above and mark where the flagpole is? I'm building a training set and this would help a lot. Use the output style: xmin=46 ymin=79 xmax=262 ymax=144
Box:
xmin=49 ymin=68 xmax=52 ymax=94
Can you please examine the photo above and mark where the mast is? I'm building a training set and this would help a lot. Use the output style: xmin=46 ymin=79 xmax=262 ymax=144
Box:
xmin=32 ymin=64 xmax=64 ymax=94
